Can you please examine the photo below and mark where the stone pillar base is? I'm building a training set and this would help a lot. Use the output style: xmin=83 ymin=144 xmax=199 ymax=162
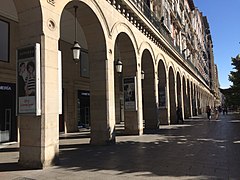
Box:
xmin=90 ymin=130 xmax=116 ymax=145
xmin=124 ymin=128 xmax=143 ymax=135
xmin=159 ymin=108 xmax=169 ymax=125
xmin=19 ymin=145 xmax=59 ymax=169
xmin=18 ymin=157 xmax=59 ymax=169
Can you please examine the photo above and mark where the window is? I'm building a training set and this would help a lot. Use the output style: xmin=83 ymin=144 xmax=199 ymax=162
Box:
xmin=80 ymin=50 xmax=89 ymax=78
xmin=0 ymin=20 xmax=9 ymax=62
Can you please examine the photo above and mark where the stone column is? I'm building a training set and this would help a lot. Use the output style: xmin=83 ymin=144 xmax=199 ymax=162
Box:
xmin=64 ymin=84 xmax=78 ymax=132
xmin=124 ymin=62 xmax=143 ymax=135
xmin=136 ymin=63 xmax=143 ymax=135
xmin=19 ymin=35 xmax=59 ymax=168
xmin=90 ymin=48 xmax=116 ymax=145
xmin=166 ymin=73 xmax=170 ymax=124
xmin=17 ymin=4 xmax=60 ymax=168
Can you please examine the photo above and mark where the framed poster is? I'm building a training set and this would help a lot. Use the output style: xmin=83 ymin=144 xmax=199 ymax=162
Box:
xmin=17 ymin=43 xmax=41 ymax=115
xmin=123 ymin=76 xmax=137 ymax=111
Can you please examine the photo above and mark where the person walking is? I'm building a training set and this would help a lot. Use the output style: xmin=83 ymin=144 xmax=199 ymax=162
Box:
xmin=214 ymin=107 xmax=219 ymax=120
xmin=206 ymin=105 xmax=211 ymax=120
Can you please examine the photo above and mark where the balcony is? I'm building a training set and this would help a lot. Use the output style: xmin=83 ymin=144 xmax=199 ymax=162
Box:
xmin=108 ymin=0 xmax=208 ymax=86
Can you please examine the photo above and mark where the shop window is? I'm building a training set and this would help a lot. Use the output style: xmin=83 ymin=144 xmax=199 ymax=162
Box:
xmin=0 ymin=20 xmax=9 ymax=62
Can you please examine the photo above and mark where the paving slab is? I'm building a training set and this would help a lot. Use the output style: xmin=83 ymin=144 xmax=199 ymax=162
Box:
xmin=1 ymin=113 xmax=240 ymax=179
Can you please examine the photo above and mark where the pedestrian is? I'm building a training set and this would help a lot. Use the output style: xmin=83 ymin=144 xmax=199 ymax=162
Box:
xmin=214 ymin=106 xmax=219 ymax=120
xmin=225 ymin=107 xmax=228 ymax=115
xmin=206 ymin=105 xmax=211 ymax=120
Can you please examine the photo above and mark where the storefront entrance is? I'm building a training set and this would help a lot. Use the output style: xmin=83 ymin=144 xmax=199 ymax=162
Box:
xmin=0 ymin=82 xmax=17 ymax=143
xmin=77 ymin=90 xmax=90 ymax=128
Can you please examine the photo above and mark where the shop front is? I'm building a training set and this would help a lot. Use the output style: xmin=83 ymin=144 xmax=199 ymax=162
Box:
xmin=0 ymin=82 xmax=17 ymax=143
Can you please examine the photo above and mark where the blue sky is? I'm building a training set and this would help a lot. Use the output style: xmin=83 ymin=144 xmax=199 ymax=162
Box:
xmin=194 ymin=0 xmax=240 ymax=89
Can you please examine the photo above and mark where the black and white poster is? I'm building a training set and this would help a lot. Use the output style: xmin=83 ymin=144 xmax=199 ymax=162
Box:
xmin=17 ymin=44 xmax=41 ymax=115
xmin=123 ymin=77 xmax=137 ymax=111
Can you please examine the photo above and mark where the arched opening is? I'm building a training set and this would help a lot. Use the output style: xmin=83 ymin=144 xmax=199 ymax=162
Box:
xmin=198 ymin=90 xmax=202 ymax=114
xmin=186 ymin=79 xmax=191 ymax=118
xmin=192 ymin=83 xmax=197 ymax=116
xmin=169 ymin=67 xmax=176 ymax=124
xmin=114 ymin=32 xmax=138 ymax=135
xmin=182 ymin=76 xmax=188 ymax=119
xmin=141 ymin=49 xmax=155 ymax=129
xmin=60 ymin=1 xmax=108 ymax=144
xmin=158 ymin=60 xmax=168 ymax=125
xmin=176 ymin=72 xmax=181 ymax=107
xmin=176 ymin=72 xmax=183 ymax=122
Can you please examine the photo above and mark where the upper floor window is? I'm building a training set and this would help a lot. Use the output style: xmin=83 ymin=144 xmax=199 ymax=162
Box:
xmin=0 ymin=20 xmax=9 ymax=62
xmin=163 ymin=8 xmax=171 ymax=32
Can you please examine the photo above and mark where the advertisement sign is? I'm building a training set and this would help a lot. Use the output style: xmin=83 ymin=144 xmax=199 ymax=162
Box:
xmin=17 ymin=44 xmax=41 ymax=115
xmin=123 ymin=76 xmax=137 ymax=111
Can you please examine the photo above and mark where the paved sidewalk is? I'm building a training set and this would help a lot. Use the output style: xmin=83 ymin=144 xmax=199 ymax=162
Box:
xmin=1 ymin=113 xmax=240 ymax=179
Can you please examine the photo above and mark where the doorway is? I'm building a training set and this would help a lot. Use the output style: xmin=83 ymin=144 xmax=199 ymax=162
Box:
xmin=77 ymin=90 xmax=90 ymax=128
xmin=0 ymin=82 xmax=16 ymax=143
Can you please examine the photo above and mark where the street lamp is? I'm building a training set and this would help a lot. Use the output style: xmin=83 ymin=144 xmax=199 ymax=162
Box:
xmin=141 ymin=70 xmax=145 ymax=80
xmin=71 ymin=6 xmax=81 ymax=64
xmin=115 ymin=59 xmax=123 ymax=73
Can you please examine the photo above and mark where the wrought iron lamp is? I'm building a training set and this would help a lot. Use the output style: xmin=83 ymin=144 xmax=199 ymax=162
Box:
xmin=115 ymin=59 xmax=123 ymax=73
xmin=71 ymin=6 xmax=81 ymax=64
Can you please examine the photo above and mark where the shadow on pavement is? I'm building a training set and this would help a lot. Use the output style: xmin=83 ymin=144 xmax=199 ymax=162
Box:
xmin=0 ymin=114 xmax=240 ymax=179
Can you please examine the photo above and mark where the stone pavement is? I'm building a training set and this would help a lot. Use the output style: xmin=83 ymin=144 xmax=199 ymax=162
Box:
xmin=1 ymin=113 xmax=240 ymax=180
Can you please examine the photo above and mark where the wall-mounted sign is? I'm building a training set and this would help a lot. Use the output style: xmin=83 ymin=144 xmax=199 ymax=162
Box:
xmin=0 ymin=85 xmax=12 ymax=91
xmin=17 ymin=43 xmax=41 ymax=115
xmin=123 ymin=76 xmax=137 ymax=111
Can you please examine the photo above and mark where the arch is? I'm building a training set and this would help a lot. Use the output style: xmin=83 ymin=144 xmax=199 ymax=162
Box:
xmin=60 ymin=1 xmax=109 ymax=145
xmin=57 ymin=0 xmax=111 ymax=39
xmin=141 ymin=49 xmax=156 ymax=129
xmin=156 ymin=53 xmax=167 ymax=68
xmin=169 ymin=66 xmax=176 ymax=124
xmin=176 ymin=72 xmax=181 ymax=106
xmin=14 ymin=0 xmax=43 ymax=41
xmin=186 ymin=78 xmax=192 ymax=117
xmin=157 ymin=59 xmax=168 ymax=125
xmin=192 ymin=82 xmax=197 ymax=116
xmin=176 ymin=71 xmax=183 ymax=123
xmin=167 ymin=62 xmax=176 ymax=78
xmin=114 ymin=32 xmax=138 ymax=135
xmin=182 ymin=75 xmax=188 ymax=118
xmin=139 ymin=41 xmax=155 ymax=64
xmin=111 ymin=22 xmax=138 ymax=57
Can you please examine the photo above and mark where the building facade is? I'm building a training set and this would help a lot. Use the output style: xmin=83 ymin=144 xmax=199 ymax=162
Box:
xmin=0 ymin=0 xmax=219 ymax=168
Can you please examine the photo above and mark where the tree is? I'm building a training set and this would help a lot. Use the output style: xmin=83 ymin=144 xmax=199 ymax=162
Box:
xmin=228 ymin=54 xmax=240 ymax=107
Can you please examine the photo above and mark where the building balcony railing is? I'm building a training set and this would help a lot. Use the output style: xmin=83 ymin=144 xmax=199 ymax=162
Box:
xmin=126 ymin=0 xmax=209 ymax=85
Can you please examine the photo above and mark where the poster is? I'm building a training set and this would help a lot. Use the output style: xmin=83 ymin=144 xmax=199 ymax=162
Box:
xmin=17 ymin=44 xmax=41 ymax=115
xmin=123 ymin=77 xmax=137 ymax=111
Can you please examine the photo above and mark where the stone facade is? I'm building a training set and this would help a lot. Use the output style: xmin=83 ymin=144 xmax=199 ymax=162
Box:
xmin=0 ymin=0 xmax=219 ymax=168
